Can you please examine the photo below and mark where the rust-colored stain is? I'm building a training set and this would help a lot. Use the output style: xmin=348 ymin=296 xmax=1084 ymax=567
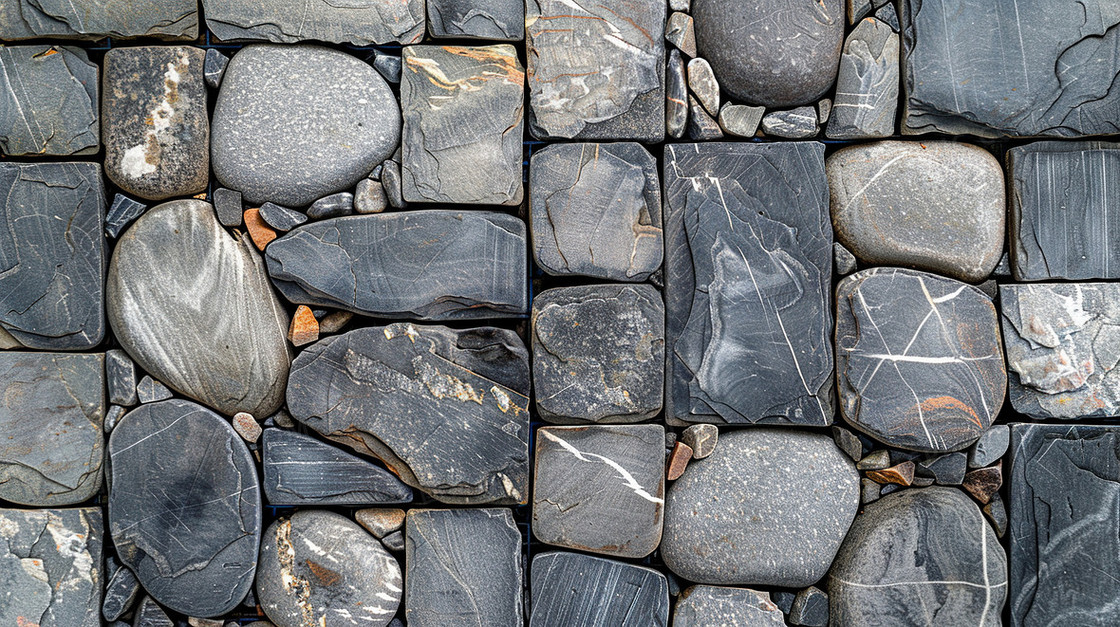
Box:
xmin=917 ymin=395 xmax=981 ymax=428
xmin=305 ymin=559 xmax=341 ymax=587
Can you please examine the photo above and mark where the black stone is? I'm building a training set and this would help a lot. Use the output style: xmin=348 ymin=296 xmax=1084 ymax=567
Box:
xmin=212 ymin=187 xmax=242 ymax=227
xmin=372 ymin=51 xmax=402 ymax=84
xmin=0 ymin=0 xmax=198 ymax=40
xmin=687 ymin=96 xmax=724 ymax=140
xmin=827 ymin=17 xmax=899 ymax=139
xmin=105 ymin=193 xmax=147 ymax=239
xmin=105 ymin=350 xmax=137 ymax=407
xmin=917 ymin=452 xmax=968 ymax=485
xmin=667 ymin=49 xmax=687 ymax=139
xmin=773 ymin=591 xmax=797 ymax=615
xmin=789 ymin=587 xmax=829 ymax=627
xmin=529 ymin=551 xmax=669 ymax=626
xmin=306 ymin=192 xmax=354 ymax=220
xmin=258 ymin=202 xmax=307 ymax=232
xmin=381 ymin=159 xmax=408 ymax=208
xmin=135 ymin=375 xmax=173 ymax=404
xmin=428 ymin=0 xmax=523 ymax=40
xmin=0 ymin=45 xmax=98 ymax=156
xmin=969 ymin=424 xmax=1009 ymax=469
xmin=131 ymin=597 xmax=172 ymax=627
xmin=102 ymin=557 xmax=141 ymax=622
xmin=203 ymin=48 xmax=228 ymax=89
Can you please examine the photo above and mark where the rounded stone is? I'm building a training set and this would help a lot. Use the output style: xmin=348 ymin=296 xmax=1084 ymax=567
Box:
xmin=211 ymin=44 xmax=400 ymax=207
xmin=692 ymin=0 xmax=844 ymax=107
xmin=829 ymin=487 xmax=1007 ymax=625
xmin=661 ymin=429 xmax=860 ymax=587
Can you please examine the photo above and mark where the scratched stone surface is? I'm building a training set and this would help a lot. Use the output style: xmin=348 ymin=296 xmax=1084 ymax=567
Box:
xmin=901 ymin=0 xmax=1120 ymax=137
xmin=287 ymin=324 xmax=530 ymax=505
xmin=829 ymin=487 xmax=1007 ymax=626
xmin=203 ymin=0 xmax=424 ymax=45
xmin=265 ymin=212 xmax=527 ymax=320
xmin=663 ymin=142 xmax=834 ymax=425
xmin=673 ymin=586 xmax=786 ymax=627
xmin=108 ymin=399 xmax=261 ymax=617
xmin=405 ymin=508 xmax=522 ymax=627
xmin=0 ymin=0 xmax=198 ymax=40
xmin=526 ymin=0 xmax=666 ymax=141
xmin=400 ymin=45 xmax=524 ymax=205
xmin=0 ymin=45 xmax=98 ymax=157
xmin=827 ymin=17 xmax=899 ymax=139
xmin=529 ymin=551 xmax=670 ymax=627
xmin=428 ymin=0 xmax=523 ymax=40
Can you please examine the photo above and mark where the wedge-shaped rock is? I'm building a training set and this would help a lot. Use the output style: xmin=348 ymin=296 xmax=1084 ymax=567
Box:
xmin=0 ymin=0 xmax=197 ymax=40
xmin=204 ymin=0 xmax=424 ymax=45
xmin=288 ymin=324 xmax=530 ymax=505
xmin=530 ymin=551 xmax=669 ymax=626
xmin=827 ymin=17 xmax=899 ymax=139
xmin=664 ymin=142 xmax=834 ymax=425
xmin=428 ymin=0 xmax=523 ymax=40
xmin=0 ymin=45 xmax=98 ymax=156
xmin=266 ymin=212 xmax=527 ymax=320
xmin=674 ymin=586 xmax=785 ymax=627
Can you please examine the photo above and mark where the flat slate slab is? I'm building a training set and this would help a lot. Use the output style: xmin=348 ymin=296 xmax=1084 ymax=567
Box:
xmin=673 ymin=586 xmax=785 ymax=627
xmin=0 ymin=0 xmax=197 ymax=40
xmin=204 ymin=0 xmax=424 ymax=45
xmin=664 ymin=142 xmax=834 ymax=425
xmin=428 ymin=0 xmax=523 ymax=40
xmin=530 ymin=551 xmax=669 ymax=627
xmin=0 ymin=45 xmax=98 ymax=156
xmin=827 ymin=17 xmax=899 ymax=139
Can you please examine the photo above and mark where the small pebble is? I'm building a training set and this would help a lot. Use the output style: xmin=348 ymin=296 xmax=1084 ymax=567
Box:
xmin=243 ymin=208 xmax=277 ymax=250
xmin=983 ymin=493 xmax=1008 ymax=537
xmin=666 ymin=12 xmax=697 ymax=57
xmin=833 ymin=242 xmax=858 ymax=275
xmin=318 ymin=310 xmax=354 ymax=334
xmin=680 ymin=424 xmax=718 ymax=459
xmin=860 ymin=477 xmax=881 ymax=504
xmin=667 ymin=440 xmax=693 ymax=480
xmin=270 ymin=409 xmax=296 ymax=429
xmin=866 ymin=461 xmax=914 ymax=486
xmin=717 ymin=103 xmax=765 ymax=138
xmin=969 ymin=425 xmax=1009 ymax=468
xmin=773 ymin=591 xmax=796 ymax=615
xmin=762 ymin=106 xmax=820 ymax=138
xmin=102 ymin=557 xmax=141 ymax=621
xmin=232 ymin=412 xmax=262 ymax=443
xmin=136 ymin=376 xmax=173 ymax=403
xmin=817 ymin=98 xmax=832 ymax=124
xmin=106 ymin=348 xmax=138 ymax=406
xmin=831 ymin=426 xmax=864 ymax=462
xmin=306 ymin=192 xmax=354 ymax=219
xmin=188 ymin=618 xmax=224 ymax=627
xmin=212 ymin=187 xmax=243 ymax=227
xmin=669 ymin=0 xmax=690 ymax=10
xmin=105 ymin=405 xmax=126 ymax=434
xmin=133 ymin=596 xmax=173 ymax=627
xmin=856 ymin=449 xmax=890 ymax=470
xmin=962 ymin=461 xmax=1002 ymax=504
xmin=354 ymin=178 xmax=388 ymax=214
xmin=687 ymin=57 xmax=719 ymax=116
xmin=204 ymin=48 xmax=229 ymax=89
xmin=356 ymin=508 xmax=406 ymax=538
xmin=372 ymin=50 xmax=401 ymax=83
xmin=258 ymin=202 xmax=307 ymax=232
xmin=917 ymin=452 xmax=967 ymax=485
xmin=381 ymin=529 xmax=405 ymax=552
xmin=105 ymin=194 xmax=148 ymax=239
xmin=687 ymin=96 xmax=723 ymax=140
xmin=790 ymin=586 xmax=829 ymax=627
xmin=288 ymin=304 xmax=319 ymax=347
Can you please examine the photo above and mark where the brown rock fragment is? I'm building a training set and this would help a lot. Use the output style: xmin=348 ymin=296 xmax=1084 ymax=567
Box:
xmin=244 ymin=208 xmax=277 ymax=250
xmin=866 ymin=461 xmax=915 ymax=486
xmin=232 ymin=411 xmax=262 ymax=443
xmin=667 ymin=441 xmax=693 ymax=480
xmin=962 ymin=461 xmax=1002 ymax=504
xmin=356 ymin=508 xmax=406 ymax=539
xmin=288 ymin=305 xmax=319 ymax=347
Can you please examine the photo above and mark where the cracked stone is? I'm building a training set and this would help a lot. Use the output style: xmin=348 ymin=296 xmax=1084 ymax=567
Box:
xmin=962 ymin=462 xmax=1002 ymax=504
xmin=105 ymin=193 xmax=147 ymax=239
xmin=790 ymin=587 xmax=829 ymax=627
xmin=107 ymin=348 xmax=138 ymax=406
xmin=0 ymin=0 xmax=197 ymax=40
xmin=827 ymin=17 xmax=899 ymax=139
xmin=530 ymin=551 xmax=669 ymax=626
xmin=680 ymin=424 xmax=718 ymax=459
xmin=203 ymin=0 xmax=423 ymax=45
xmin=717 ymin=104 xmax=764 ymax=138
xmin=306 ymin=192 xmax=353 ymax=220
xmin=0 ymin=45 xmax=98 ymax=156
xmin=667 ymin=49 xmax=688 ymax=139
xmin=761 ymin=106 xmax=819 ymax=138
xmin=673 ymin=586 xmax=785 ymax=626
xmin=427 ymin=0 xmax=523 ymax=40
xmin=258 ymin=202 xmax=307 ymax=232
xmin=917 ymin=452 xmax=968 ymax=485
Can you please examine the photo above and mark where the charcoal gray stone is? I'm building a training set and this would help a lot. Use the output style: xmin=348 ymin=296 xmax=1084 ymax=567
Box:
xmin=673 ymin=586 xmax=785 ymax=626
xmin=918 ymin=452 xmax=967 ymax=485
xmin=0 ymin=162 xmax=105 ymax=350
xmin=136 ymin=376 xmax=172 ymax=404
xmin=354 ymin=179 xmax=387 ymax=214
xmin=687 ymin=58 xmax=719 ymax=116
xmin=718 ymin=104 xmax=764 ymax=138
xmin=0 ymin=0 xmax=197 ymax=40
xmin=103 ymin=46 xmax=209 ymax=201
xmin=400 ymin=45 xmax=524 ymax=205
xmin=531 ymin=285 xmax=664 ymax=423
xmin=258 ymin=202 xmax=307 ymax=232
xmin=876 ymin=2 xmax=899 ymax=29
xmin=687 ymin=96 xmax=723 ymax=140
xmin=692 ymin=0 xmax=844 ymax=107
xmin=288 ymin=324 xmax=530 ymax=504
xmin=667 ymin=49 xmax=688 ymax=139
xmin=428 ymin=0 xmax=523 ymax=40
xmin=790 ymin=587 xmax=828 ymax=627
xmin=381 ymin=159 xmax=407 ymax=208
xmin=661 ymin=429 xmax=859 ymax=586
xmin=103 ymin=558 xmax=141 ymax=621
xmin=827 ymin=17 xmax=899 ymax=139
xmin=212 ymin=44 xmax=400 ymax=207
xmin=107 ymin=200 xmax=291 ymax=417
xmin=104 ymin=405 xmax=126 ymax=433
xmin=405 ymin=508 xmax=523 ymax=627
xmin=664 ymin=142 xmax=834 ymax=425
xmin=984 ymin=493 xmax=1007 ymax=538
xmin=108 ymin=399 xmax=261 ymax=617
xmin=380 ymin=530 xmax=404 ymax=552
xmin=132 ymin=597 xmax=172 ymax=627
xmin=833 ymin=242 xmax=858 ymax=275
xmin=526 ymin=0 xmax=666 ymax=141
xmin=530 ymin=551 xmax=669 ymax=627
xmin=969 ymin=424 xmax=1009 ymax=469
xmin=266 ymin=211 xmax=527 ymax=320
xmin=829 ymin=487 xmax=1006 ymax=626
xmin=848 ymin=0 xmax=872 ymax=23
xmin=105 ymin=194 xmax=147 ymax=239
xmin=204 ymin=0 xmax=424 ymax=45
xmin=212 ymin=188 xmax=242 ymax=227
xmin=832 ymin=426 xmax=865 ymax=462
xmin=666 ymin=12 xmax=696 ymax=57
xmin=0 ymin=45 xmax=98 ymax=156
xmin=372 ymin=50 xmax=402 ymax=83
xmin=761 ymin=107 xmax=819 ymax=138
xmin=306 ymin=192 xmax=353 ymax=220
xmin=107 ymin=348 xmax=138 ymax=406
xmin=203 ymin=48 xmax=228 ymax=89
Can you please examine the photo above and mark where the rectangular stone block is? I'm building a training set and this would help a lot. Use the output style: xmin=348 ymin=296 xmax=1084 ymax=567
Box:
xmin=0 ymin=45 xmax=99 ymax=156
xmin=0 ymin=0 xmax=197 ymax=40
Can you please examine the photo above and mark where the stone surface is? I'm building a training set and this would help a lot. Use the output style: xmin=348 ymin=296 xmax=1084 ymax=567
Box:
xmin=829 ymin=487 xmax=1006 ymax=626
xmin=962 ymin=462 xmax=1002 ymax=504
xmin=718 ymin=104 xmax=764 ymax=138
xmin=667 ymin=49 xmax=688 ymax=139
xmin=204 ymin=0 xmax=424 ymax=45
xmin=356 ymin=508 xmax=405 ymax=539
xmin=761 ymin=107 xmax=819 ymax=138
xmin=0 ymin=45 xmax=98 ymax=156
xmin=918 ymin=452 xmax=968 ymax=485
xmin=664 ymin=142 xmax=834 ymax=425
xmin=687 ymin=58 xmax=719 ymax=116
xmin=969 ymin=424 xmax=1009 ymax=469
xmin=105 ymin=193 xmax=147 ymax=239
xmin=287 ymin=305 xmax=318 ymax=347
xmin=0 ymin=162 xmax=105 ymax=350
xmin=243 ymin=208 xmax=277 ymax=250
xmin=666 ymin=12 xmax=696 ymax=58
xmin=109 ymin=399 xmax=261 ymax=617
xmin=266 ymin=211 xmax=527 ymax=320
xmin=212 ymin=44 xmax=399 ymax=207
xmin=428 ymin=0 xmax=523 ymax=40
xmin=0 ymin=0 xmax=197 ymax=40
xmin=666 ymin=441 xmax=692 ymax=481
xmin=132 ymin=597 xmax=173 ymax=627
xmin=837 ymin=268 xmax=1006 ymax=452
xmin=381 ymin=530 xmax=404 ymax=553
xmin=687 ymin=96 xmax=723 ymax=140
xmin=661 ymin=429 xmax=859 ymax=586
xmin=400 ymin=45 xmax=524 ymax=205
xmin=372 ymin=51 xmax=402 ymax=84
xmin=203 ymin=48 xmax=228 ymax=89
xmin=828 ymin=17 xmax=899 ymax=139
xmin=258 ymin=202 xmax=307 ymax=232
xmin=790 ymin=587 xmax=829 ymax=627
xmin=381 ymin=159 xmax=407 ymax=208
xmin=680 ymin=424 xmax=718 ymax=459
xmin=673 ymin=586 xmax=785 ymax=626
xmin=212 ymin=188 xmax=242 ymax=227
xmin=828 ymin=141 xmax=1005 ymax=282
xmin=530 ymin=551 xmax=669 ymax=626
xmin=104 ymin=405 xmax=125 ymax=433
xmin=136 ymin=375 xmax=173 ymax=404
xmin=103 ymin=557 xmax=141 ymax=621
xmin=103 ymin=46 xmax=209 ymax=201
xmin=833 ymin=242 xmax=858 ymax=275
xmin=306 ymin=192 xmax=353 ymax=220
xmin=405 ymin=508 xmax=522 ymax=627
xmin=232 ymin=412 xmax=262 ymax=443
xmin=867 ymin=461 xmax=915 ymax=486
xmin=107 ymin=199 xmax=291 ymax=417
xmin=354 ymin=179 xmax=387 ymax=214
xmin=107 ymin=349 xmax=138 ymax=406
xmin=288 ymin=324 xmax=530 ymax=504
xmin=818 ymin=98 xmax=833 ymax=123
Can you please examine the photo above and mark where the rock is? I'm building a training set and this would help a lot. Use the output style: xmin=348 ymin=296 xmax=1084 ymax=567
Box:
xmin=232 ymin=412 xmax=262 ymax=443
xmin=372 ymin=51 xmax=402 ymax=84
xmin=405 ymin=509 xmax=522 ymax=626
xmin=529 ymin=551 xmax=669 ymax=626
xmin=827 ymin=141 xmax=1005 ymax=282
xmin=848 ymin=0 xmax=872 ymax=23
xmin=661 ymin=429 xmax=859 ymax=586
xmin=400 ymin=45 xmax=524 ymax=205
xmin=288 ymin=324 xmax=530 ymax=504
xmin=671 ymin=0 xmax=690 ymax=8
xmin=761 ymin=107 xmax=819 ymax=138
xmin=666 ymin=441 xmax=692 ymax=481
xmin=108 ymin=399 xmax=261 ymax=617
xmin=317 ymin=310 xmax=353 ymax=335
xmin=831 ymin=426 xmax=864 ymax=462
xmin=861 ymin=478 xmax=881 ymax=504
xmin=243 ymin=208 xmax=277 ymax=250
xmin=969 ymin=424 xmax=1009 ymax=468
xmin=265 ymin=211 xmax=527 ymax=320
xmin=104 ymin=405 xmax=126 ymax=433
xmin=306 ymin=192 xmax=353 ymax=220
xmin=107 ymin=200 xmax=291 ymax=417
xmin=212 ymin=188 xmax=242 ymax=226
xmin=136 ymin=375 xmax=173 ymax=403
xmin=258 ymin=202 xmax=307 ymax=232
xmin=212 ymin=44 xmax=399 ymax=207
xmin=692 ymin=0 xmax=844 ymax=106
xmin=103 ymin=557 xmax=141 ymax=621
xmin=203 ymin=0 xmax=423 ymax=45
xmin=686 ymin=57 xmax=719 ymax=116
xmin=918 ymin=452 xmax=968 ymax=485
xmin=983 ymin=493 xmax=1008 ymax=538
xmin=0 ymin=45 xmax=98 ymax=156
xmin=875 ymin=2 xmax=898 ymax=29
xmin=836 ymin=268 xmax=1006 ymax=452
xmin=666 ymin=12 xmax=697 ymax=57
xmin=262 ymin=428 xmax=413 ymax=506
xmin=673 ymin=586 xmax=784 ymax=626
xmin=833 ymin=242 xmax=858 ymax=275
xmin=529 ymin=142 xmax=662 ymax=282
xmin=105 ymin=193 xmax=147 ymax=239
xmin=829 ymin=487 xmax=1006 ymax=626
xmin=381 ymin=159 xmax=407 ymax=208
xmin=257 ymin=511 xmax=401 ymax=627
xmin=203 ymin=48 xmax=228 ymax=89
xmin=667 ymin=49 xmax=688 ymax=139
xmin=0 ymin=162 xmax=105 ymax=350
xmin=867 ymin=461 xmax=915 ymax=486
xmin=0 ymin=0 xmax=197 ymax=40
xmin=857 ymin=449 xmax=891 ymax=471
xmin=664 ymin=142 xmax=834 ymax=425
xmin=526 ymin=0 xmax=666 ymax=141
xmin=103 ymin=46 xmax=209 ymax=201
xmin=287 ymin=305 xmax=319 ymax=347
xmin=133 ymin=597 xmax=173 ymax=627
xmin=427 ymin=0 xmax=523 ymax=40
xmin=680 ymin=424 xmax=718 ymax=459
xmin=355 ymin=508 xmax=405 ymax=539
xmin=790 ymin=587 xmax=828 ymax=627
xmin=827 ymin=17 xmax=899 ymax=139
xmin=962 ymin=462 xmax=1002 ymax=504
xmin=818 ymin=98 xmax=832 ymax=123
xmin=381 ymin=530 xmax=405 ymax=552
xmin=718 ymin=104 xmax=764 ymax=138
xmin=354 ymin=179 xmax=387 ymax=214
xmin=107 ymin=349 xmax=138 ymax=406
xmin=687 ymin=96 xmax=723 ymax=140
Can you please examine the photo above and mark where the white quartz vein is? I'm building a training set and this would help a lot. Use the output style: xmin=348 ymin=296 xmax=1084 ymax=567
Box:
xmin=539 ymin=430 xmax=663 ymax=504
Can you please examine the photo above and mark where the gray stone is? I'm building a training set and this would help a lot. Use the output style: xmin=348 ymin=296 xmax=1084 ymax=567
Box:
xmin=848 ymin=0 xmax=872 ymax=23
xmin=875 ymin=2 xmax=898 ymax=29
xmin=306 ymin=192 xmax=353 ymax=220
xmin=827 ymin=141 xmax=1005 ymax=282
xmin=0 ymin=162 xmax=105 ymax=350
xmin=258 ymin=202 xmax=307 ymax=232
xmin=918 ymin=452 xmax=968 ymax=485
xmin=266 ymin=212 xmax=527 ymax=320
xmin=400 ymin=45 xmax=524 ymax=205
xmin=428 ymin=0 xmax=523 ymax=40
xmin=833 ymin=242 xmax=858 ymax=275
xmin=372 ymin=50 xmax=402 ymax=83
xmin=0 ymin=0 xmax=197 ymax=40
xmin=203 ymin=48 xmax=228 ymax=89
xmin=105 ymin=193 xmax=147 ymax=239
xmin=790 ymin=587 xmax=828 ymax=627
xmin=761 ymin=107 xmax=819 ymax=138
xmin=107 ymin=348 xmax=138 ymax=406
xmin=861 ymin=478 xmax=881 ymax=504
xmin=831 ymin=426 xmax=864 ymax=462
xmin=103 ymin=46 xmax=209 ymax=201
xmin=664 ymin=142 xmax=834 ymax=425
xmin=857 ymin=449 xmax=891 ymax=470
xmin=356 ymin=509 xmax=404 ymax=543
xmin=132 ymin=598 xmax=172 ymax=627
xmin=204 ymin=0 xmax=424 ymax=45
xmin=109 ymin=399 xmax=261 ymax=617
xmin=829 ymin=487 xmax=1006 ymax=626
xmin=0 ymin=45 xmax=98 ymax=156
xmin=827 ymin=17 xmax=899 ymax=139
xmin=670 ymin=0 xmax=690 ymax=9
xmin=673 ymin=586 xmax=785 ymax=626
xmin=717 ymin=104 xmax=764 ymax=138
xmin=104 ymin=405 xmax=126 ymax=433
xmin=818 ymin=98 xmax=833 ymax=123
xmin=687 ymin=96 xmax=723 ymax=140
xmin=662 ymin=429 xmax=859 ymax=586
xmin=381 ymin=530 xmax=405 ymax=552
xmin=405 ymin=509 xmax=522 ymax=627
xmin=984 ymin=493 xmax=1007 ymax=538
xmin=381 ymin=159 xmax=407 ymax=208
xmin=969 ymin=424 xmax=1009 ymax=469
xmin=354 ymin=179 xmax=387 ymax=214
xmin=212 ymin=188 xmax=242 ymax=227
xmin=136 ymin=375 xmax=173 ymax=403
xmin=530 ymin=142 xmax=662 ymax=282
xmin=530 ymin=551 xmax=669 ymax=627
xmin=667 ymin=49 xmax=688 ymax=139
xmin=666 ymin=12 xmax=697 ymax=57
xmin=687 ymin=57 xmax=719 ymax=116
xmin=212 ymin=44 xmax=400 ymax=207
xmin=103 ymin=558 xmax=141 ymax=622
xmin=680 ymin=424 xmax=718 ymax=459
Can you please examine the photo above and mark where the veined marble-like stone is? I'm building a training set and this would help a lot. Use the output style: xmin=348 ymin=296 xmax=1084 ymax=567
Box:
xmin=428 ymin=0 xmax=523 ymax=40
xmin=827 ymin=17 xmax=899 ymax=139
xmin=0 ymin=45 xmax=98 ymax=156
xmin=204 ymin=0 xmax=424 ymax=45
xmin=0 ymin=0 xmax=197 ymax=40
xmin=530 ymin=551 xmax=669 ymax=626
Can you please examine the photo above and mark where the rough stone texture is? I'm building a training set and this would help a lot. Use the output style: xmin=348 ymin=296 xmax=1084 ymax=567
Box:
xmin=108 ymin=399 xmax=261 ymax=617
xmin=136 ymin=375 xmax=172 ymax=404
xmin=828 ymin=17 xmax=899 ymax=139
xmin=837 ymin=268 xmax=1006 ymax=452
xmin=0 ymin=162 xmax=105 ymax=350
xmin=106 ymin=349 xmax=137 ymax=406
xmin=400 ymin=45 xmax=524 ymax=205
xmin=718 ymin=104 xmax=764 ymax=138
xmin=0 ymin=0 xmax=197 ymax=40
xmin=258 ymin=202 xmax=306 ymax=232
xmin=372 ymin=51 xmax=402 ymax=84
xmin=761 ymin=107 xmax=819 ymax=138
xmin=661 ymin=429 xmax=859 ymax=586
xmin=265 ymin=212 xmax=527 ymax=320
xmin=532 ymin=285 xmax=664 ymax=423
xmin=901 ymin=0 xmax=1120 ymax=137
xmin=212 ymin=44 xmax=400 ymax=207
xmin=132 ymin=597 xmax=172 ymax=627
xmin=102 ymin=557 xmax=141 ymax=622
xmin=692 ymin=0 xmax=844 ymax=107
xmin=0 ymin=45 xmax=98 ymax=156
xmin=680 ymin=424 xmax=718 ymax=459
xmin=970 ymin=424 xmax=1009 ymax=469
xmin=405 ymin=508 xmax=522 ymax=627
xmin=204 ymin=0 xmax=424 ymax=45
xmin=687 ymin=58 xmax=718 ymax=115
xmin=829 ymin=487 xmax=1006 ymax=626
xmin=664 ymin=142 xmax=834 ymax=425
xmin=828 ymin=141 xmax=1005 ymax=282
xmin=354 ymin=179 xmax=387 ymax=214
xmin=107 ymin=200 xmax=291 ymax=417
xmin=356 ymin=508 xmax=405 ymax=539
xmin=667 ymin=49 xmax=688 ymax=139
xmin=530 ymin=551 xmax=669 ymax=626
xmin=104 ymin=194 xmax=147 ymax=239
xmin=526 ymin=0 xmax=666 ymax=141
xmin=288 ymin=324 xmax=530 ymax=505
xmin=212 ymin=188 xmax=241 ymax=227
xmin=203 ymin=48 xmax=227 ymax=89
xmin=687 ymin=96 xmax=723 ymax=140
xmin=790 ymin=587 xmax=829 ymax=627
xmin=0 ymin=352 xmax=104 ymax=506
xmin=428 ymin=0 xmax=522 ymax=40
xmin=673 ymin=586 xmax=785 ymax=626
xmin=530 ymin=142 xmax=662 ymax=282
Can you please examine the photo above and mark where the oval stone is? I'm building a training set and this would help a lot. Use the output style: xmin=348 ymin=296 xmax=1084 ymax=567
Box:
xmin=107 ymin=199 xmax=291 ymax=417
